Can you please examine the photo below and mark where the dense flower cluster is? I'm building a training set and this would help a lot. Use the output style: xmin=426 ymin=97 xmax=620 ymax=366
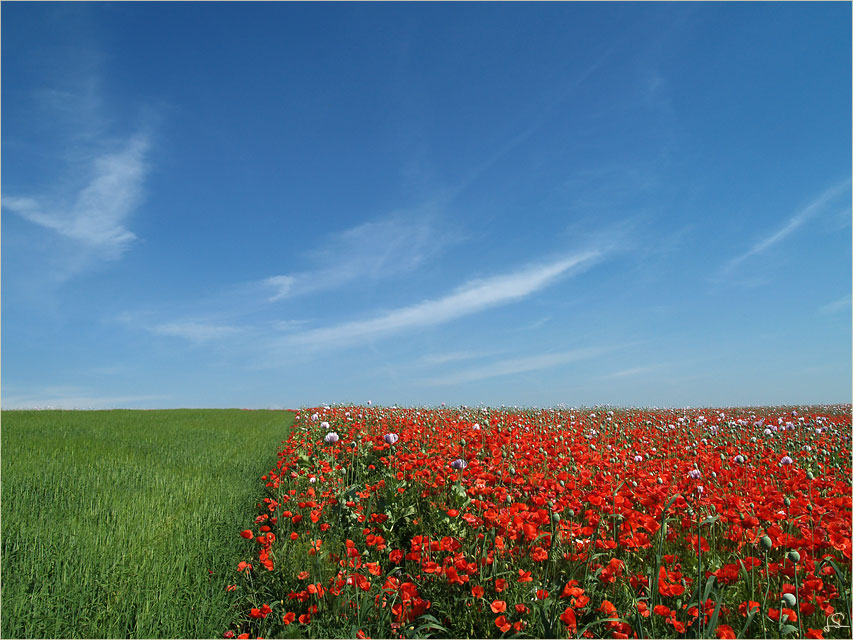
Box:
xmin=225 ymin=405 xmax=851 ymax=639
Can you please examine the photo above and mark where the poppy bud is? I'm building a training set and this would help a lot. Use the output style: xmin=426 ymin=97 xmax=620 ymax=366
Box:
xmin=784 ymin=497 xmax=791 ymax=507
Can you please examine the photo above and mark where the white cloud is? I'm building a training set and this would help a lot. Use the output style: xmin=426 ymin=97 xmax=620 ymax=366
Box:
xmin=151 ymin=321 xmax=240 ymax=344
xmin=260 ymin=212 xmax=456 ymax=300
xmin=514 ymin=316 xmax=552 ymax=332
xmin=606 ymin=364 xmax=660 ymax=378
xmin=274 ymin=319 xmax=309 ymax=331
xmin=2 ymin=388 xmax=167 ymax=410
xmin=3 ymin=133 xmax=150 ymax=261
xmin=275 ymin=250 xmax=601 ymax=350
xmin=451 ymin=51 xmax=612 ymax=198
xmin=721 ymin=179 xmax=851 ymax=275
xmin=425 ymin=346 xmax=615 ymax=385
xmin=818 ymin=294 xmax=851 ymax=315
xmin=265 ymin=275 xmax=296 ymax=301
xmin=420 ymin=351 xmax=496 ymax=366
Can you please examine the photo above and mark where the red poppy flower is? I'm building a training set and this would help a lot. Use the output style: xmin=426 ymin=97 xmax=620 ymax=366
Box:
xmin=559 ymin=606 xmax=577 ymax=629
xmin=530 ymin=547 xmax=548 ymax=562
xmin=494 ymin=615 xmax=511 ymax=632
xmin=242 ymin=404 xmax=850 ymax=640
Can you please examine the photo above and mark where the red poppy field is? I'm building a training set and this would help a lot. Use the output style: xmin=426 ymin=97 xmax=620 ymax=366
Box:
xmin=226 ymin=406 xmax=852 ymax=639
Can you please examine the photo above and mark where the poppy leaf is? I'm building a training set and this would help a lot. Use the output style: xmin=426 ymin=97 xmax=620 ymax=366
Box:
xmin=737 ymin=609 xmax=759 ymax=639
xmin=706 ymin=592 xmax=725 ymax=637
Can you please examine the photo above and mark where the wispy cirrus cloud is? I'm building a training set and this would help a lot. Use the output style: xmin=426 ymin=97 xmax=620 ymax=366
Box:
xmin=115 ymin=311 xmax=242 ymax=345
xmin=818 ymin=294 xmax=851 ymax=315
xmin=425 ymin=345 xmax=616 ymax=386
xmin=3 ymin=133 xmax=151 ymax=262
xmin=113 ymin=213 xmax=453 ymax=349
xmin=265 ymin=275 xmax=296 ymax=302
xmin=258 ymin=212 xmax=456 ymax=301
xmin=604 ymin=364 xmax=662 ymax=378
xmin=273 ymin=250 xmax=601 ymax=352
xmin=150 ymin=321 xmax=241 ymax=344
xmin=4 ymin=49 xmax=155 ymax=278
xmin=419 ymin=351 xmax=498 ymax=366
xmin=720 ymin=179 xmax=851 ymax=276
xmin=2 ymin=386 xmax=168 ymax=410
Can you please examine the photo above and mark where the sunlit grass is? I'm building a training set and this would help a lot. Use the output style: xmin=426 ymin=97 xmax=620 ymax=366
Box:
xmin=1 ymin=409 xmax=294 ymax=639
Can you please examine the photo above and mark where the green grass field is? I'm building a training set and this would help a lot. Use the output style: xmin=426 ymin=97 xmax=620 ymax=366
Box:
xmin=1 ymin=409 xmax=294 ymax=639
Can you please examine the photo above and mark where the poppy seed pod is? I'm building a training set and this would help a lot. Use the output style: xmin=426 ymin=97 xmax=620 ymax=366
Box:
xmin=782 ymin=593 xmax=797 ymax=607
xmin=787 ymin=550 xmax=800 ymax=563
xmin=760 ymin=535 xmax=773 ymax=550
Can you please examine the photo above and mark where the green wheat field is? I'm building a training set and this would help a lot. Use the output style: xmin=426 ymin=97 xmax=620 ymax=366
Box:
xmin=0 ymin=409 xmax=294 ymax=639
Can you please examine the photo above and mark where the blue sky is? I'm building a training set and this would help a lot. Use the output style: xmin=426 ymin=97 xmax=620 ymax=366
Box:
xmin=2 ymin=2 xmax=850 ymax=409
